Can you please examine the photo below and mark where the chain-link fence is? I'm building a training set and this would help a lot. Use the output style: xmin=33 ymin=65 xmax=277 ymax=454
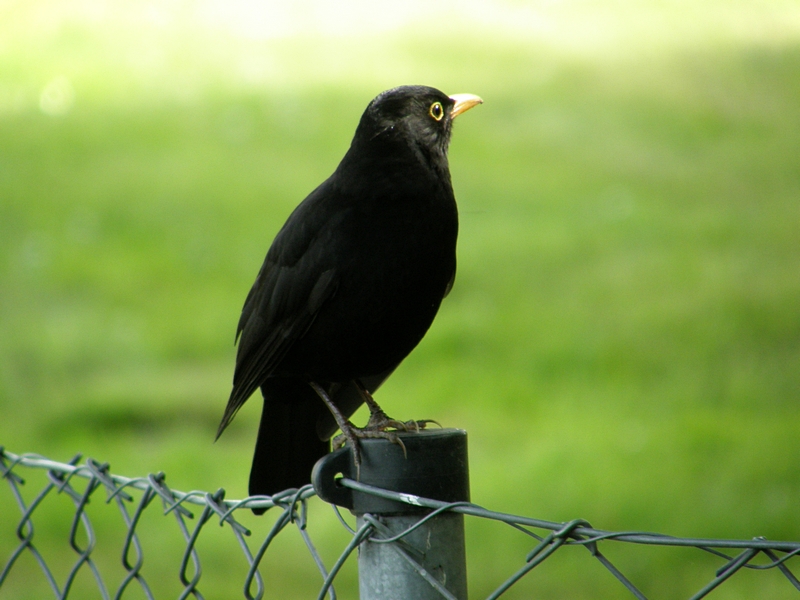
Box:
xmin=2 ymin=447 xmax=800 ymax=599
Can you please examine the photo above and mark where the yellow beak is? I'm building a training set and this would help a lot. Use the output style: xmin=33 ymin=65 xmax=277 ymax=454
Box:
xmin=449 ymin=93 xmax=483 ymax=119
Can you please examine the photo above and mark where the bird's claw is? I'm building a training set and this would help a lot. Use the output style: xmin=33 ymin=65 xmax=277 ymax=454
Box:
xmin=331 ymin=422 xmax=405 ymax=478
xmin=332 ymin=420 xmax=365 ymax=479
xmin=332 ymin=413 xmax=444 ymax=476
xmin=400 ymin=418 xmax=441 ymax=432
xmin=364 ymin=409 xmax=439 ymax=432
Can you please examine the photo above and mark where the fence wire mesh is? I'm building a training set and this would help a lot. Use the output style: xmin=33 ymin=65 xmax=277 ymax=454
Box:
xmin=2 ymin=447 xmax=799 ymax=599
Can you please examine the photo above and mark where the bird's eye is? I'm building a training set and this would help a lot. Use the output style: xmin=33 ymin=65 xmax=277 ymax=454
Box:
xmin=429 ymin=101 xmax=444 ymax=121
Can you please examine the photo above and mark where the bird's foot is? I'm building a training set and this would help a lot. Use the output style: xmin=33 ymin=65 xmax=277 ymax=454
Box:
xmin=364 ymin=409 xmax=443 ymax=444
xmin=331 ymin=413 xmax=441 ymax=478
xmin=398 ymin=418 xmax=442 ymax=432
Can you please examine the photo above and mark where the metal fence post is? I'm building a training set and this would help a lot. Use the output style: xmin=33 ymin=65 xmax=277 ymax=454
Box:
xmin=313 ymin=428 xmax=470 ymax=600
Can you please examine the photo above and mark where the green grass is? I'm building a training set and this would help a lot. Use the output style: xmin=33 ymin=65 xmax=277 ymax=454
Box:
xmin=2 ymin=1 xmax=800 ymax=598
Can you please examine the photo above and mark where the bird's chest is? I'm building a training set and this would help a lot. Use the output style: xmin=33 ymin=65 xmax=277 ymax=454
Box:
xmin=288 ymin=190 xmax=456 ymax=378
xmin=340 ymin=191 xmax=457 ymax=297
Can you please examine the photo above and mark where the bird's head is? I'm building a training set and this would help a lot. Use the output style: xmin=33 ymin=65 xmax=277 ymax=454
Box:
xmin=352 ymin=85 xmax=482 ymax=171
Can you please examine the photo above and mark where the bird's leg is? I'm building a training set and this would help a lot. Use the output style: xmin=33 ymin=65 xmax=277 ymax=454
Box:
xmin=309 ymin=381 xmax=419 ymax=475
xmin=354 ymin=380 xmax=441 ymax=435
xmin=358 ymin=384 xmax=408 ymax=431
xmin=308 ymin=381 xmax=366 ymax=476
xmin=310 ymin=380 xmax=442 ymax=477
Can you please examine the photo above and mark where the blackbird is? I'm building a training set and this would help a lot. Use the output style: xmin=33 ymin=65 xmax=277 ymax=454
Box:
xmin=216 ymin=85 xmax=482 ymax=502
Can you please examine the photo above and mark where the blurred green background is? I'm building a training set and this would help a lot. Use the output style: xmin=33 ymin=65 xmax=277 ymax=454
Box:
xmin=1 ymin=0 xmax=799 ymax=598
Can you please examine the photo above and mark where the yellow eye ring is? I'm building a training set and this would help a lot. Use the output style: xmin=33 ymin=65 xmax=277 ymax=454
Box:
xmin=429 ymin=101 xmax=444 ymax=121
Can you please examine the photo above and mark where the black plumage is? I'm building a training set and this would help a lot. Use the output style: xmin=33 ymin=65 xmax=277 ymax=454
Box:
xmin=216 ymin=85 xmax=482 ymax=502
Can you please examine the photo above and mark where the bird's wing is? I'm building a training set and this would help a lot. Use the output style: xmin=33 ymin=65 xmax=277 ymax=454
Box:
xmin=217 ymin=183 xmax=341 ymax=438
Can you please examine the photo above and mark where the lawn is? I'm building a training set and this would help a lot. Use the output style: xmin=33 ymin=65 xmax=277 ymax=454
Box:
xmin=1 ymin=1 xmax=799 ymax=598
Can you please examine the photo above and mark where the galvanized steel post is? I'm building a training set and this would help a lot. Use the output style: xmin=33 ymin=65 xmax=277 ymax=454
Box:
xmin=313 ymin=428 xmax=470 ymax=600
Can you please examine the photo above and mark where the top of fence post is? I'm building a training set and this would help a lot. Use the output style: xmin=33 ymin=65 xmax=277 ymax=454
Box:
xmin=312 ymin=428 xmax=469 ymax=514
xmin=312 ymin=429 xmax=470 ymax=600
